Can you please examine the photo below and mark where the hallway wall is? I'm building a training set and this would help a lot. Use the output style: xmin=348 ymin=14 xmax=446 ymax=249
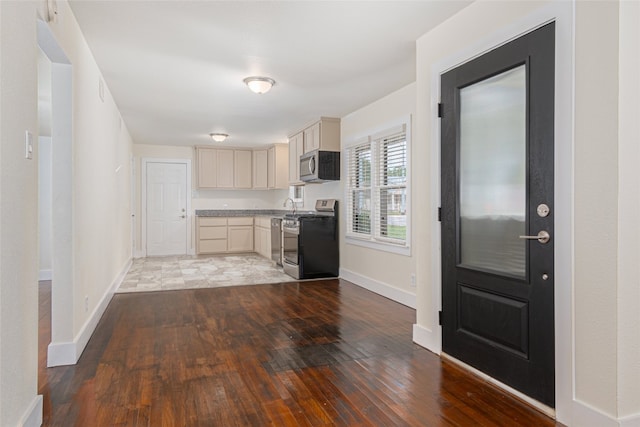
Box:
xmin=0 ymin=1 xmax=134 ymax=424
xmin=0 ymin=3 xmax=41 ymax=426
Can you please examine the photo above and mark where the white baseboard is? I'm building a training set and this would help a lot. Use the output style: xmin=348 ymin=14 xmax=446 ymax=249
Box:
xmin=339 ymin=268 xmax=416 ymax=308
xmin=39 ymin=269 xmax=52 ymax=281
xmin=571 ymin=405 xmax=640 ymax=427
xmin=47 ymin=340 xmax=76 ymax=367
xmin=620 ymin=412 xmax=640 ymax=427
xmin=572 ymin=399 xmax=619 ymax=427
xmin=133 ymin=249 xmax=145 ymax=258
xmin=47 ymin=258 xmax=132 ymax=367
xmin=412 ymin=323 xmax=441 ymax=355
xmin=19 ymin=394 xmax=42 ymax=427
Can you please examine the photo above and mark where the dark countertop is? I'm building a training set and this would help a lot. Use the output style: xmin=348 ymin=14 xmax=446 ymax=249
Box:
xmin=195 ymin=209 xmax=291 ymax=218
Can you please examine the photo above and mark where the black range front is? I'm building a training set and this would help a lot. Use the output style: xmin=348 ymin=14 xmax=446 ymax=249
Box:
xmin=282 ymin=200 xmax=338 ymax=280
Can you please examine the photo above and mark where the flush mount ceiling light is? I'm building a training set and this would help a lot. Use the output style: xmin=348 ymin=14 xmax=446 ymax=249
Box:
xmin=209 ymin=133 xmax=228 ymax=142
xmin=243 ymin=76 xmax=276 ymax=94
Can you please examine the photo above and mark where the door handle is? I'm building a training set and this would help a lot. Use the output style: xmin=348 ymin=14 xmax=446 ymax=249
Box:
xmin=519 ymin=230 xmax=550 ymax=244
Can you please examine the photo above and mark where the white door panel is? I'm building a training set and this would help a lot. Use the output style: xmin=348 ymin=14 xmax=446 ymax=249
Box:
xmin=146 ymin=162 xmax=187 ymax=256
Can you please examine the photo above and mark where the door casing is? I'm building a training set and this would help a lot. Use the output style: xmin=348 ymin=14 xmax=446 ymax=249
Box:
xmin=423 ymin=2 xmax=575 ymax=420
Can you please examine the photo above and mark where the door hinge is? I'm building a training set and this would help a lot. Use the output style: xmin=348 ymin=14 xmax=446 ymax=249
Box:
xmin=438 ymin=311 xmax=443 ymax=326
xmin=437 ymin=103 xmax=443 ymax=118
xmin=438 ymin=207 xmax=442 ymax=222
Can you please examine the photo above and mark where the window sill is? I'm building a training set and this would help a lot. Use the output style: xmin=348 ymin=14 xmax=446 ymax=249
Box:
xmin=345 ymin=236 xmax=411 ymax=256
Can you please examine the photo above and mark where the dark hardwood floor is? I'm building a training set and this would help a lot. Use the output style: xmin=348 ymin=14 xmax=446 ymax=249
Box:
xmin=38 ymin=279 xmax=563 ymax=426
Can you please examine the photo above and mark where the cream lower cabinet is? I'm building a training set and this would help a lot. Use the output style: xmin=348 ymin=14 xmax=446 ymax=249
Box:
xmin=253 ymin=217 xmax=271 ymax=259
xmin=197 ymin=217 xmax=254 ymax=254
xmin=227 ymin=217 xmax=254 ymax=252
xmin=196 ymin=217 xmax=228 ymax=254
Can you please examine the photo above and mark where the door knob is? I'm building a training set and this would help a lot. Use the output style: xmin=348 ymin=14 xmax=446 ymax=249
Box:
xmin=180 ymin=215 xmax=186 ymax=219
xmin=519 ymin=230 xmax=550 ymax=244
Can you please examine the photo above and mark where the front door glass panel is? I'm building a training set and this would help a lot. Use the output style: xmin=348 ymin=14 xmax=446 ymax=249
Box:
xmin=459 ymin=65 xmax=526 ymax=277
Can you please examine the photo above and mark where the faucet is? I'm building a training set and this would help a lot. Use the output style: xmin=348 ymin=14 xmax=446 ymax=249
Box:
xmin=283 ymin=197 xmax=296 ymax=215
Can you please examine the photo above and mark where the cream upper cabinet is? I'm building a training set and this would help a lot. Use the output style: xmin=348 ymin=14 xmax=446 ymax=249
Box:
xmin=234 ymin=150 xmax=252 ymax=189
xmin=196 ymin=144 xmax=289 ymax=190
xmin=268 ymin=144 xmax=289 ymax=189
xmin=302 ymin=117 xmax=341 ymax=154
xmin=252 ymin=149 xmax=268 ymax=189
xmin=303 ymin=122 xmax=320 ymax=153
xmin=197 ymin=147 xmax=217 ymax=188
xmin=288 ymin=132 xmax=304 ymax=185
xmin=216 ymin=149 xmax=235 ymax=188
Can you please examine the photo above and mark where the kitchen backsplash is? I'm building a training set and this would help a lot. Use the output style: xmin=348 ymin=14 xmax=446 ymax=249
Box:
xmin=191 ymin=181 xmax=341 ymax=211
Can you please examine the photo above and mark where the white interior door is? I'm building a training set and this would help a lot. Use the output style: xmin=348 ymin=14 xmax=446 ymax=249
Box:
xmin=146 ymin=162 xmax=188 ymax=256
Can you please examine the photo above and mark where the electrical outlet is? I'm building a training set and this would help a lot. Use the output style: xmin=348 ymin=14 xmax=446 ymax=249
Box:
xmin=410 ymin=274 xmax=416 ymax=287
xmin=84 ymin=295 xmax=89 ymax=312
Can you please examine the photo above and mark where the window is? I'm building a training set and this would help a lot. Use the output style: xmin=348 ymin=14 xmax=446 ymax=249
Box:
xmin=345 ymin=123 xmax=409 ymax=253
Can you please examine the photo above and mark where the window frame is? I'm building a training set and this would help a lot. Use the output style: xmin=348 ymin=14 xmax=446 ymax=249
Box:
xmin=344 ymin=119 xmax=411 ymax=256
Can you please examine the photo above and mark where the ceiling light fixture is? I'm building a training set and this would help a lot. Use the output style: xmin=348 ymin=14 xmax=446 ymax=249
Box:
xmin=243 ymin=76 xmax=276 ymax=94
xmin=209 ymin=133 xmax=228 ymax=142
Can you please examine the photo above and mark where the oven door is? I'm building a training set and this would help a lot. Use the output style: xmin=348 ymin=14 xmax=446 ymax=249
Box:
xmin=282 ymin=221 xmax=300 ymax=278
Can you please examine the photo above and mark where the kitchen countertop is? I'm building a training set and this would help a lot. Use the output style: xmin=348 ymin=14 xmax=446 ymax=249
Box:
xmin=195 ymin=209 xmax=292 ymax=218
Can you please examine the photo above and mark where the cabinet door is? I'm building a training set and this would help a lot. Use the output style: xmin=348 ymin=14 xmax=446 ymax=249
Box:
xmin=267 ymin=147 xmax=276 ymax=189
xmin=303 ymin=122 xmax=320 ymax=153
xmin=261 ymin=227 xmax=271 ymax=258
xmin=216 ymin=149 xmax=235 ymax=188
xmin=234 ymin=150 xmax=252 ymax=189
xmin=253 ymin=149 xmax=268 ymax=189
xmin=197 ymin=147 xmax=217 ymax=188
xmin=289 ymin=132 xmax=303 ymax=184
xmin=269 ymin=144 xmax=289 ymax=189
xmin=228 ymin=226 xmax=254 ymax=252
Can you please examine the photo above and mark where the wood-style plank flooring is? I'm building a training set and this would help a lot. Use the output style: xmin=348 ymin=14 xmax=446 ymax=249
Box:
xmin=38 ymin=279 xmax=563 ymax=426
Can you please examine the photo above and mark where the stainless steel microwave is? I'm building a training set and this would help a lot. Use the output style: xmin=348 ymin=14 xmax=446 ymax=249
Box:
xmin=299 ymin=150 xmax=340 ymax=182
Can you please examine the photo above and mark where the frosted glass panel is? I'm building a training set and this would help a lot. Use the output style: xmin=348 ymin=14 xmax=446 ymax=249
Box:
xmin=459 ymin=65 xmax=526 ymax=276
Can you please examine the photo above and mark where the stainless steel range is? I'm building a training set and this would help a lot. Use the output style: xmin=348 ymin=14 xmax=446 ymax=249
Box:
xmin=282 ymin=199 xmax=339 ymax=280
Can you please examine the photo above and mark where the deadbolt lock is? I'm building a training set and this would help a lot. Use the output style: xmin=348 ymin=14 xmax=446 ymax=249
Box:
xmin=537 ymin=204 xmax=550 ymax=218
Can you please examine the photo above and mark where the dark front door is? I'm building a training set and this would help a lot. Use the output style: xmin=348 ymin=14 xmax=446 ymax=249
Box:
xmin=440 ymin=22 xmax=555 ymax=406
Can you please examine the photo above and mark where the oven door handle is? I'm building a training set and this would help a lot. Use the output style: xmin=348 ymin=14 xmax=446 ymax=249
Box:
xmin=283 ymin=225 xmax=299 ymax=235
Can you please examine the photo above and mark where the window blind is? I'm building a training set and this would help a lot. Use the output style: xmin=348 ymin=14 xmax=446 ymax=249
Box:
xmin=346 ymin=142 xmax=372 ymax=236
xmin=375 ymin=133 xmax=407 ymax=242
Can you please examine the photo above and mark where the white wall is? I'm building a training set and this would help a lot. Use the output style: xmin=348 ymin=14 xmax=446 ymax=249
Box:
xmin=0 ymin=2 xmax=42 ymax=426
xmin=339 ymin=83 xmax=417 ymax=306
xmin=37 ymin=48 xmax=52 ymax=137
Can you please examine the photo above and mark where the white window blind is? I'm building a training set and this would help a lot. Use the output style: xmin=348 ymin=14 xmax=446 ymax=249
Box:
xmin=346 ymin=126 xmax=409 ymax=249
xmin=375 ymin=133 xmax=407 ymax=242
xmin=346 ymin=142 xmax=372 ymax=236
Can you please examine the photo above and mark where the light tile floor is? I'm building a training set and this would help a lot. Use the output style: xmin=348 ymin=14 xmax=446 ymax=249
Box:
xmin=117 ymin=254 xmax=293 ymax=293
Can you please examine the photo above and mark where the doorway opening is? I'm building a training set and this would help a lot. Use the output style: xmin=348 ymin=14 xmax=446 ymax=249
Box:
xmin=37 ymin=20 xmax=74 ymax=368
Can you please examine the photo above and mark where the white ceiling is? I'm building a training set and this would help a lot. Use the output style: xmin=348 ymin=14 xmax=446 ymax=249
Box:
xmin=68 ymin=1 xmax=472 ymax=148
